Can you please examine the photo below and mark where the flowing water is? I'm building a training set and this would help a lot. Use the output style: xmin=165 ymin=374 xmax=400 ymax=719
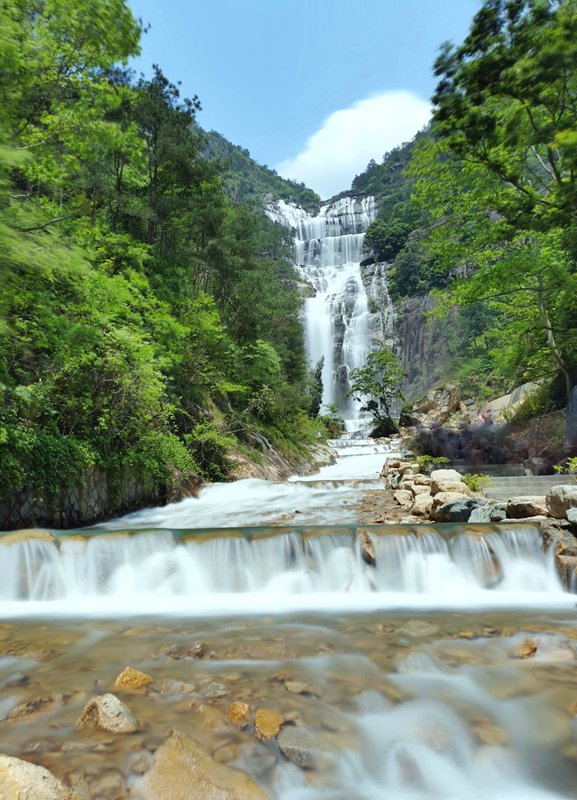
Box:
xmin=266 ymin=197 xmax=377 ymax=427
xmin=0 ymin=437 xmax=576 ymax=799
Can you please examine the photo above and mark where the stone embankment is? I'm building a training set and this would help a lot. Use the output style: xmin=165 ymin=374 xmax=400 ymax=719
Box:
xmin=375 ymin=456 xmax=577 ymax=587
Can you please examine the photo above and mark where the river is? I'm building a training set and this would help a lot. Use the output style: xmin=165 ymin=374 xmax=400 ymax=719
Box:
xmin=0 ymin=437 xmax=576 ymax=799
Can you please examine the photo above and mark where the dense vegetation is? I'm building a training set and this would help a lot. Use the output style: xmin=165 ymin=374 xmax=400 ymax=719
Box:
xmin=0 ymin=0 xmax=324 ymax=514
xmin=358 ymin=0 xmax=577 ymax=408
xmin=203 ymin=131 xmax=321 ymax=213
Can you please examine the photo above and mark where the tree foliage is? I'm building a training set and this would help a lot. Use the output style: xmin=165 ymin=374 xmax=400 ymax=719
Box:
xmin=348 ymin=350 xmax=405 ymax=434
xmin=0 ymin=1 xmax=322 ymax=510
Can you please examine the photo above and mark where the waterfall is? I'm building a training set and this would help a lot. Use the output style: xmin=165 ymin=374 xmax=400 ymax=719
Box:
xmin=0 ymin=525 xmax=569 ymax=616
xmin=266 ymin=196 xmax=377 ymax=428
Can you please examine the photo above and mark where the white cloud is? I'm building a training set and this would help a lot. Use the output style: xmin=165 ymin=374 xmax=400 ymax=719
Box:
xmin=276 ymin=91 xmax=431 ymax=199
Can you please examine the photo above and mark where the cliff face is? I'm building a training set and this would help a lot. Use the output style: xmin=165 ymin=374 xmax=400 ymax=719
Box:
xmin=396 ymin=294 xmax=451 ymax=401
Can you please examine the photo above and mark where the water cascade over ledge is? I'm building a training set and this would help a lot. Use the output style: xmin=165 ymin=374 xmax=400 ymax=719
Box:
xmin=266 ymin=196 xmax=377 ymax=429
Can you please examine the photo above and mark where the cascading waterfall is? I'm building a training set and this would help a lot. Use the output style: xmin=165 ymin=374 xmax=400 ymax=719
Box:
xmin=0 ymin=525 xmax=569 ymax=615
xmin=266 ymin=196 xmax=377 ymax=428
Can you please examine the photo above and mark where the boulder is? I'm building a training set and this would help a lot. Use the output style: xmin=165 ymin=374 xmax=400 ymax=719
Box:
xmin=114 ymin=666 xmax=152 ymax=692
xmin=254 ymin=708 xmax=284 ymax=742
xmin=77 ymin=693 xmax=140 ymax=734
xmin=567 ymin=507 xmax=577 ymax=526
xmin=410 ymin=484 xmax=431 ymax=497
xmin=277 ymin=726 xmax=336 ymax=769
xmin=430 ymin=479 xmax=472 ymax=496
xmin=410 ymin=494 xmax=434 ymax=518
xmin=468 ymin=504 xmax=507 ymax=523
xmin=0 ymin=754 xmax=80 ymax=799
xmin=412 ymin=475 xmax=432 ymax=486
xmin=506 ymin=496 xmax=548 ymax=519
xmin=430 ymin=468 xmax=464 ymax=484
xmin=393 ymin=490 xmax=413 ymax=508
xmin=546 ymin=485 xmax=577 ymax=519
xmin=433 ymin=498 xmax=485 ymax=523
xmin=432 ymin=491 xmax=470 ymax=510
xmin=227 ymin=702 xmax=250 ymax=728
xmin=129 ymin=729 xmax=270 ymax=800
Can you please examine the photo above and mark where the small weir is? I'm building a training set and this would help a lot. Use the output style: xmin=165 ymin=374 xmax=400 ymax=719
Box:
xmin=0 ymin=524 xmax=569 ymax=616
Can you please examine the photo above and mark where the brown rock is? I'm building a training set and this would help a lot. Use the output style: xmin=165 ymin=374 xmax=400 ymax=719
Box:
xmin=254 ymin=708 xmax=284 ymax=741
xmin=227 ymin=702 xmax=250 ymax=727
xmin=114 ymin=666 xmax=152 ymax=692
xmin=410 ymin=494 xmax=433 ymax=518
xmin=506 ymin=497 xmax=548 ymax=519
xmin=513 ymin=638 xmax=538 ymax=659
xmin=5 ymin=694 xmax=62 ymax=723
xmin=129 ymin=728 xmax=270 ymax=800
xmin=0 ymin=754 xmax=81 ymax=799
xmin=431 ymin=479 xmax=472 ymax=496
xmin=357 ymin=529 xmax=376 ymax=565
xmin=432 ymin=491 xmax=470 ymax=510
xmin=77 ymin=693 xmax=140 ymax=734
xmin=393 ymin=490 xmax=413 ymax=508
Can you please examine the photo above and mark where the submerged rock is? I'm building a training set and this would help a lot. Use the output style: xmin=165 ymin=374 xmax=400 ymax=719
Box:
xmin=227 ymin=702 xmax=250 ymax=728
xmin=77 ymin=693 xmax=140 ymax=733
xmin=5 ymin=693 xmax=63 ymax=723
xmin=0 ymin=754 xmax=80 ymax=799
xmin=129 ymin=728 xmax=270 ymax=800
xmin=277 ymin=726 xmax=337 ymax=769
xmin=254 ymin=708 xmax=284 ymax=741
xmin=357 ymin=529 xmax=376 ymax=565
xmin=114 ymin=666 xmax=152 ymax=692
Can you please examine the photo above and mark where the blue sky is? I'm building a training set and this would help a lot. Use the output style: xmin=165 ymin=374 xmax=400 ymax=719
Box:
xmin=127 ymin=0 xmax=482 ymax=198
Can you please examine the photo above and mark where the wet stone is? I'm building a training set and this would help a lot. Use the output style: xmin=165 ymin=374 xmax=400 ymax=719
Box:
xmin=114 ymin=667 xmax=152 ymax=693
xmin=277 ymin=726 xmax=337 ymax=769
xmin=254 ymin=708 xmax=284 ymax=741
xmin=76 ymin=693 xmax=140 ymax=734
xmin=5 ymin=693 xmax=63 ymax=723
xmin=228 ymin=701 xmax=250 ymax=727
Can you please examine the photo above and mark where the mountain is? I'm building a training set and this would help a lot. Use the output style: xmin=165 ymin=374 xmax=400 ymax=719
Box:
xmin=203 ymin=130 xmax=321 ymax=213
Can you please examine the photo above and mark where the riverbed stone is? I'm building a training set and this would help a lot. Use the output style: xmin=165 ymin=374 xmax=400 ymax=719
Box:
xmin=129 ymin=728 xmax=270 ymax=800
xmin=277 ymin=726 xmax=337 ymax=769
xmin=0 ymin=754 xmax=81 ymax=799
xmin=5 ymin=693 xmax=63 ymax=723
xmin=506 ymin=496 xmax=548 ymax=519
xmin=114 ymin=666 xmax=152 ymax=692
xmin=546 ymin=485 xmax=577 ymax=519
xmin=227 ymin=702 xmax=250 ymax=727
xmin=77 ymin=693 xmax=140 ymax=733
xmin=254 ymin=708 xmax=284 ymax=741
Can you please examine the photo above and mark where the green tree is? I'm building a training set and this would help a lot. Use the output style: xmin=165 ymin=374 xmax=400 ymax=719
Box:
xmin=364 ymin=219 xmax=412 ymax=262
xmin=348 ymin=350 xmax=405 ymax=434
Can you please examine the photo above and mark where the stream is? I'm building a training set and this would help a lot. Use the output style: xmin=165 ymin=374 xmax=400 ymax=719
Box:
xmin=0 ymin=437 xmax=576 ymax=799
